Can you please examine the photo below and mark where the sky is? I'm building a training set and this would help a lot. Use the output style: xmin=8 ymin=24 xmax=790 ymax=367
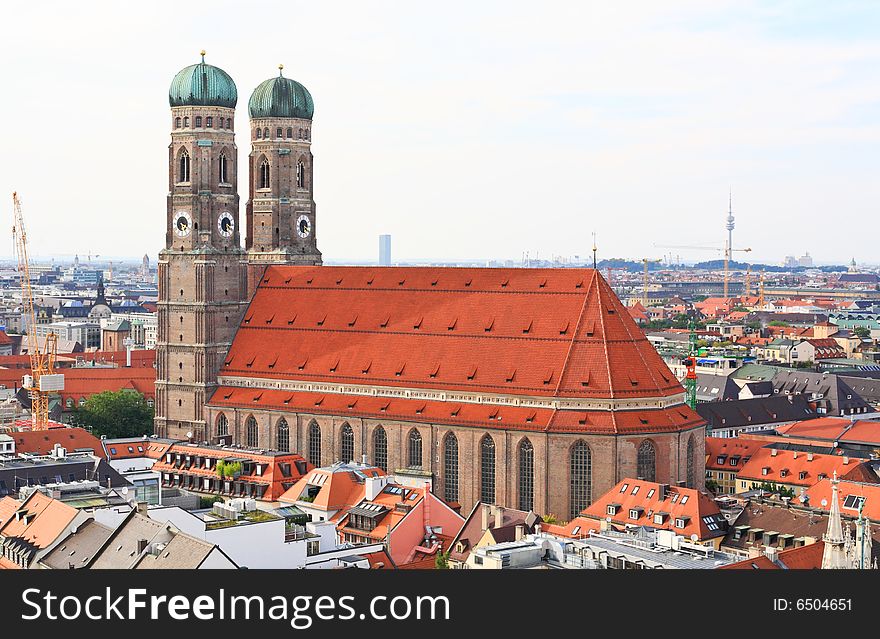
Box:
xmin=1 ymin=1 xmax=879 ymax=265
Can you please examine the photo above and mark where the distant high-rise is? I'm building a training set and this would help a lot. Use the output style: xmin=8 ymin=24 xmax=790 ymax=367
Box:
xmin=379 ymin=234 xmax=391 ymax=266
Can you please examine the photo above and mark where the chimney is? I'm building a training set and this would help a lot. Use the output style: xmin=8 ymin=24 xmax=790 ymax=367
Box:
xmin=843 ymin=456 xmax=850 ymax=465
xmin=807 ymin=453 xmax=814 ymax=462
xmin=792 ymin=451 xmax=798 ymax=459
xmin=481 ymin=504 xmax=491 ymax=532
xmin=771 ymin=449 xmax=778 ymax=457
xmin=492 ymin=505 xmax=505 ymax=529
xmin=361 ymin=454 xmax=368 ymax=466
xmin=136 ymin=538 xmax=148 ymax=554
xmin=658 ymin=484 xmax=669 ymax=501
xmin=515 ymin=525 xmax=525 ymax=541
xmin=136 ymin=501 xmax=147 ymax=515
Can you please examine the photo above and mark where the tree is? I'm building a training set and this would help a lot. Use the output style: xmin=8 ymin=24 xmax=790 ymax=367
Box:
xmin=435 ymin=550 xmax=450 ymax=569
xmin=769 ymin=320 xmax=790 ymax=327
xmin=853 ymin=326 xmax=871 ymax=339
xmin=216 ymin=460 xmax=242 ymax=479
xmin=542 ymin=513 xmax=559 ymax=525
xmin=70 ymin=390 xmax=154 ymax=439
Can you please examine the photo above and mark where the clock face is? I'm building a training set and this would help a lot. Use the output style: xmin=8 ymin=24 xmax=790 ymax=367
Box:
xmin=174 ymin=211 xmax=192 ymax=237
xmin=296 ymin=215 xmax=311 ymax=238
xmin=218 ymin=211 xmax=235 ymax=237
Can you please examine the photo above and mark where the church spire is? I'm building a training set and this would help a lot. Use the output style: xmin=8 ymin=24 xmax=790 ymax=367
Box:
xmin=822 ymin=472 xmax=850 ymax=569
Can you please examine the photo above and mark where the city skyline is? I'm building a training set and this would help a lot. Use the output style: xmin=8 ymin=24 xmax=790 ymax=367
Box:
xmin=2 ymin=1 xmax=879 ymax=264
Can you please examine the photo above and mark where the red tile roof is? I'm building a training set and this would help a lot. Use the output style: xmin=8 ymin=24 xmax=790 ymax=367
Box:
xmin=775 ymin=417 xmax=880 ymax=447
xmin=805 ymin=478 xmax=880 ymax=520
xmin=737 ymin=447 xmax=863 ymax=488
xmin=719 ymin=541 xmax=825 ymax=569
xmin=220 ymin=266 xmax=685 ymax=401
xmin=0 ymin=331 xmax=12 ymax=346
xmin=704 ymin=437 xmax=764 ymax=472
xmin=10 ymin=427 xmax=102 ymax=455
xmin=581 ymin=478 xmax=726 ymax=541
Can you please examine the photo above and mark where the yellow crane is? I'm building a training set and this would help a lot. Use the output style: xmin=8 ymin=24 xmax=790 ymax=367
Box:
xmin=641 ymin=258 xmax=662 ymax=306
xmin=12 ymin=193 xmax=64 ymax=430
xmin=654 ymin=243 xmax=752 ymax=299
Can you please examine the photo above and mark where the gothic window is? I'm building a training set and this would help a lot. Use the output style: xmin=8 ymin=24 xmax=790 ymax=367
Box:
xmin=480 ymin=435 xmax=495 ymax=504
xmin=296 ymin=161 xmax=306 ymax=188
xmin=175 ymin=117 xmax=181 ymax=128
xmin=195 ymin=116 xmax=202 ymax=127
xmin=638 ymin=440 xmax=656 ymax=482
xmin=407 ymin=429 xmax=422 ymax=468
xmin=340 ymin=423 xmax=354 ymax=463
xmin=308 ymin=421 xmax=321 ymax=466
xmin=373 ymin=426 xmax=387 ymax=471
xmin=286 ymin=127 xmax=293 ymax=138
xmin=216 ymin=413 xmax=228 ymax=437
xmin=443 ymin=433 xmax=459 ymax=503
xmin=518 ymin=438 xmax=534 ymax=512
xmin=256 ymin=128 xmax=262 ymax=139
xmin=276 ymin=418 xmax=290 ymax=451
xmin=276 ymin=127 xmax=283 ymax=138
xmin=245 ymin=415 xmax=258 ymax=448
xmin=206 ymin=116 xmax=213 ymax=128
xmin=570 ymin=441 xmax=592 ymax=519
xmin=686 ymin=435 xmax=695 ymax=488
xmin=259 ymin=159 xmax=270 ymax=189
xmin=219 ymin=153 xmax=228 ymax=184
xmin=178 ymin=149 xmax=190 ymax=183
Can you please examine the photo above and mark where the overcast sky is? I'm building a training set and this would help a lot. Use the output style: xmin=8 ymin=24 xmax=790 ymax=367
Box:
xmin=2 ymin=1 xmax=878 ymax=265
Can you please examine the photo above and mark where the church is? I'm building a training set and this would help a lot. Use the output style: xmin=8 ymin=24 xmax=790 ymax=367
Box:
xmin=154 ymin=54 xmax=706 ymax=519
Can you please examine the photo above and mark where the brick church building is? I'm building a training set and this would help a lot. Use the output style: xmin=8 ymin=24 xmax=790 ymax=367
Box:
xmin=155 ymin=54 xmax=706 ymax=519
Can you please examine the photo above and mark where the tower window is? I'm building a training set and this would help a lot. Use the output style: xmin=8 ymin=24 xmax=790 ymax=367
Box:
xmin=263 ymin=127 xmax=269 ymax=139
xmin=178 ymin=149 xmax=190 ymax=183
xmin=226 ymin=118 xmax=231 ymax=129
xmin=206 ymin=116 xmax=213 ymax=127
xmin=195 ymin=116 xmax=202 ymax=127
xmin=219 ymin=153 xmax=228 ymax=184
xmin=296 ymin=161 xmax=306 ymax=189
xmin=286 ymin=127 xmax=293 ymax=138
xmin=276 ymin=127 xmax=283 ymax=138
xmin=298 ymin=128 xmax=303 ymax=139
xmin=256 ymin=128 xmax=262 ymax=139
xmin=175 ymin=117 xmax=181 ymax=129
xmin=260 ymin=159 xmax=270 ymax=189
xmin=305 ymin=128 xmax=309 ymax=140
xmin=183 ymin=116 xmax=189 ymax=127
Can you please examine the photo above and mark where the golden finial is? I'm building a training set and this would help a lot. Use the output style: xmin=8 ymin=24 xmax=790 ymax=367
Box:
xmin=200 ymin=49 xmax=206 ymax=62
xmin=278 ymin=63 xmax=284 ymax=76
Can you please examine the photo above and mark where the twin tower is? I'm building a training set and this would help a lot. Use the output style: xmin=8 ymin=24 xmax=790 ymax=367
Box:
xmin=155 ymin=53 xmax=321 ymax=440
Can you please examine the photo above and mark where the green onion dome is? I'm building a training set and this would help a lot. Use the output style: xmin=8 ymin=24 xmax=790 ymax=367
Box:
xmin=248 ymin=64 xmax=314 ymax=119
xmin=169 ymin=51 xmax=237 ymax=108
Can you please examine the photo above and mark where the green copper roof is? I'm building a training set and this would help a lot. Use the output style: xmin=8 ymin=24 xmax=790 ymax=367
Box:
xmin=169 ymin=53 xmax=237 ymax=108
xmin=248 ymin=66 xmax=314 ymax=119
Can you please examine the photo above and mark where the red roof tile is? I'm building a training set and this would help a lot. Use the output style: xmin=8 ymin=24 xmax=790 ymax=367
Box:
xmin=11 ymin=427 xmax=102 ymax=456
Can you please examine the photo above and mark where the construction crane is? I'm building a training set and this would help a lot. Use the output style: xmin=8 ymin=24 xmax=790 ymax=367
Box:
xmin=758 ymin=270 xmax=766 ymax=308
xmin=654 ymin=243 xmax=752 ymax=299
xmin=641 ymin=258 xmax=662 ymax=306
xmin=11 ymin=193 xmax=64 ymax=430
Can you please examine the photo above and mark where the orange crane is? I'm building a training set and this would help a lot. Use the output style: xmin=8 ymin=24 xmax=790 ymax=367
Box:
xmin=12 ymin=193 xmax=64 ymax=430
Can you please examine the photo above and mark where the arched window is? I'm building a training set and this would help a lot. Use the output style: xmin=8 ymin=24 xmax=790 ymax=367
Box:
xmin=308 ymin=422 xmax=321 ymax=466
xmin=286 ymin=127 xmax=293 ymax=138
xmin=183 ymin=116 xmax=189 ymax=127
xmin=276 ymin=418 xmax=290 ymax=452
xmin=305 ymin=128 xmax=310 ymax=140
xmin=518 ymin=439 xmax=534 ymax=512
xmin=175 ymin=117 xmax=181 ymax=129
xmin=226 ymin=118 xmax=231 ymax=129
xmin=638 ymin=440 xmax=656 ymax=482
xmin=296 ymin=161 xmax=306 ymax=188
xmin=263 ymin=127 xmax=269 ymax=138
xmin=195 ymin=116 xmax=202 ymax=128
xmin=686 ymin=435 xmax=695 ymax=488
xmin=407 ymin=429 xmax=422 ymax=468
xmin=178 ymin=149 xmax=190 ymax=183
xmin=340 ymin=423 xmax=354 ymax=463
xmin=245 ymin=415 xmax=258 ymax=448
xmin=256 ymin=128 xmax=262 ymax=139
xmin=443 ymin=433 xmax=459 ymax=503
xmin=570 ymin=441 xmax=592 ymax=519
xmin=206 ymin=116 xmax=213 ymax=128
xmin=298 ymin=128 xmax=303 ymax=138
xmin=216 ymin=413 xmax=228 ymax=437
xmin=219 ymin=153 xmax=228 ymax=184
xmin=373 ymin=426 xmax=387 ymax=471
xmin=276 ymin=127 xmax=283 ymax=138
xmin=480 ymin=435 xmax=495 ymax=504
xmin=259 ymin=159 xmax=270 ymax=189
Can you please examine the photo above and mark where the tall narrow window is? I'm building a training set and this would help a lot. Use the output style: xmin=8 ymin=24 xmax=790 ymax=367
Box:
xmin=178 ymin=149 xmax=190 ymax=183
xmin=443 ymin=433 xmax=459 ymax=503
xmin=340 ymin=423 xmax=354 ymax=463
xmin=286 ymin=127 xmax=293 ymax=138
xmin=263 ymin=127 xmax=269 ymax=138
xmin=638 ymin=440 xmax=656 ymax=482
xmin=219 ymin=153 xmax=228 ymax=184
xmin=226 ymin=118 xmax=231 ymax=129
xmin=298 ymin=128 xmax=303 ymax=138
xmin=195 ymin=116 xmax=202 ymax=127
xmin=518 ymin=439 xmax=534 ymax=512
xmin=183 ymin=116 xmax=189 ymax=127
xmin=260 ymin=159 xmax=270 ymax=189
xmin=686 ymin=435 xmax=695 ymax=488
xmin=296 ymin=161 xmax=305 ymax=188
xmin=570 ymin=441 xmax=592 ymax=519
xmin=245 ymin=416 xmax=258 ymax=448
xmin=206 ymin=116 xmax=213 ymax=128
xmin=373 ymin=426 xmax=387 ymax=471
xmin=256 ymin=128 xmax=262 ymax=139
xmin=276 ymin=127 xmax=283 ymax=138
xmin=276 ymin=418 xmax=290 ymax=452
xmin=308 ymin=422 xmax=322 ymax=466
xmin=480 ymin=435 xmax=495 ymax=504
xmin=175 ymin=117 xmax=181 ymax=129
xmin=407 ymin=429 xmax=422 ymax=468
xmin=216 ymin=413 xmax=228 ymax=437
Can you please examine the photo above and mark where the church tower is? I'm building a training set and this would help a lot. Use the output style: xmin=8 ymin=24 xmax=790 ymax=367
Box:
xmin=155 ymin=52 xmax=249 ymax=441
xmin=245 ymin=65 xmax=321 ymax=297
